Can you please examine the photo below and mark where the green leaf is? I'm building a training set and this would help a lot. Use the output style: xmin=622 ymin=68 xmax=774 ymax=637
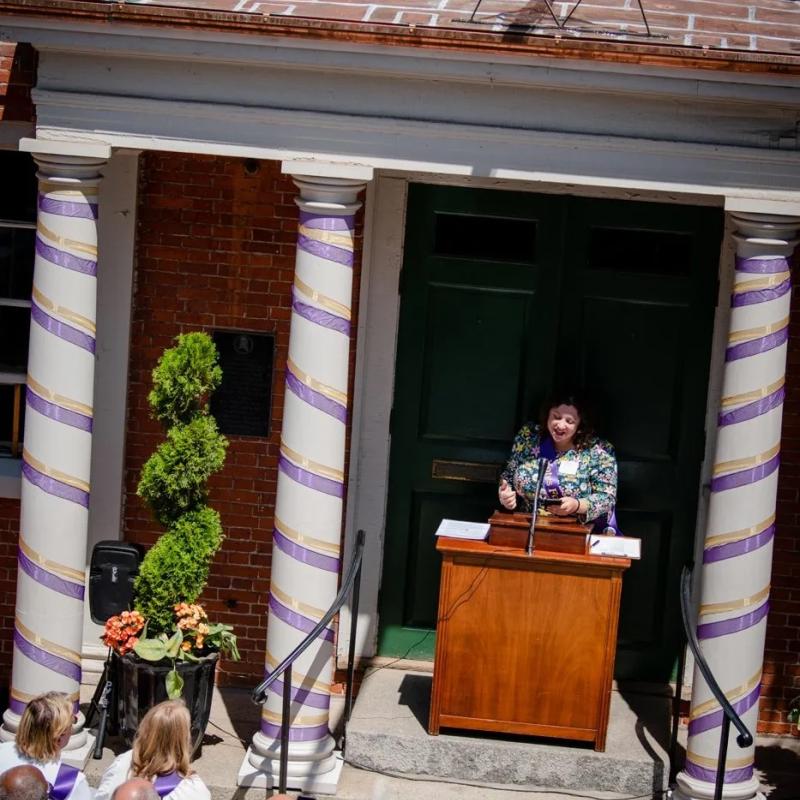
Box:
xmin=165 ymin=667 xmax=184 ymax=700
xmin=165 ymin=628 xmax=183 ymax=658
xmin=133 ymin=638 xmax=168 ymax=662
xmin=181 ymin=649 xmax=200 ymax=663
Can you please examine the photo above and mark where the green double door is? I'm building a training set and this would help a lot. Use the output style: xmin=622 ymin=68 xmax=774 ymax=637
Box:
xmin=378 ymin=184 xmax=722 ymax=681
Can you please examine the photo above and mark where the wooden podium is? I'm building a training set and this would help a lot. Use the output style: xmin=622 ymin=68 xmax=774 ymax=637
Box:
xmin=428 ymin=512 xmax=630 ymax=751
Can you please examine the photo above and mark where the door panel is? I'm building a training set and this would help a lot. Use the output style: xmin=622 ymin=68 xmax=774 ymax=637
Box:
xmin=378 ymin=186 xmax=722 ymax=681
xmin=422 ymin=286 xmax=530 ymax=441
xmin=560 ymin=197 xmax=721 ymax=680
xmin=378 ymin=184 xmax=563 ymax=659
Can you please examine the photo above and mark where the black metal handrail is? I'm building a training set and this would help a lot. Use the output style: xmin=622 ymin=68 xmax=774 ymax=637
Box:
xmin=251 ymin=529 xmax=365 ymax=795
xmin=678 ymin=565 xmax=753 ymax=800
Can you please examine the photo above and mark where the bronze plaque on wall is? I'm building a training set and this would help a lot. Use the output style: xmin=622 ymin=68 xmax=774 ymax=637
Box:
xmin=211 ymin=331 xmax=274 ymax=437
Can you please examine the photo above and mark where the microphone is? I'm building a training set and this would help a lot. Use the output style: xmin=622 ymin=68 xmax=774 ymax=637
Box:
xmin=526 ymin=457 xmax=550 ymax=555
xmin=536 ymin=457 xmax=549 ymax=488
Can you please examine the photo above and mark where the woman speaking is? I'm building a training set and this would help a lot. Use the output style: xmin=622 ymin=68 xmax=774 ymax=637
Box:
xmin=498 ymin=390 xmax=620 ymax=534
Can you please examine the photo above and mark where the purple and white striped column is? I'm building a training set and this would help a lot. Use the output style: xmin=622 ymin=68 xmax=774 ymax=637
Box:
xmin=675 ymin=213 xmax=799 ymax=800
xmin=0 ymin=153 xmax=106 ymax=752
xmin=247 ymin=175 xmax=365 ymax=783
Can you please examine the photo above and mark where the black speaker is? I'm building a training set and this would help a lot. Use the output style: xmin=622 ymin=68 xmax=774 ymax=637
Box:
xmin=89 ymin=541 xmax=142 ymax=624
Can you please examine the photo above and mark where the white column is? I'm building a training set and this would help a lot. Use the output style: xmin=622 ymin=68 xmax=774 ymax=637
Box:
xmin=675 ymin=212 xmax=800 ymax=800
xmin=0 ymin=141 xmax=109 ymax=764
xmin=242 ymin=166 xmax=370 ymax=791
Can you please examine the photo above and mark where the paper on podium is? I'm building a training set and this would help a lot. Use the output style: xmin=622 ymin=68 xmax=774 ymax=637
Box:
xmin=589 ymin=535 xmax=641 ymax=559
xmin=435 ymin=519 xmax=490 ymax=541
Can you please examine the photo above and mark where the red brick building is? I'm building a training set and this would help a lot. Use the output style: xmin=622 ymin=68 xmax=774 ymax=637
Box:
xmin=0 ymin=1 xmax=799 ymax=797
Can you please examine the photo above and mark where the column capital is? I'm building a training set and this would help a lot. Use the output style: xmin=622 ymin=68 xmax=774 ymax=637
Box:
xmin=729 ymin=211 xmax=800 ymax=243
xmin=282 ymin=160 xmax=371 ymax=213
xmin=20 ymin=138 xmax=109 ymax=182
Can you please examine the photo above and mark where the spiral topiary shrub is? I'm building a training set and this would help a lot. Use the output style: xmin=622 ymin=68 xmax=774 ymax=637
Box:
xmin=132 ymin=331 xmax=229 ymax=636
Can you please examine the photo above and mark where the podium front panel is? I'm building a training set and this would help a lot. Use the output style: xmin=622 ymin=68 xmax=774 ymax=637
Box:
xmin=429 ymin=538 xmax=629 ymax=750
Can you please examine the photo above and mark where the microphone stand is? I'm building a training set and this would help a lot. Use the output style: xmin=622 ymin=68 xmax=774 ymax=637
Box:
xmin=526 ymin=458 xmax=549 ymax=556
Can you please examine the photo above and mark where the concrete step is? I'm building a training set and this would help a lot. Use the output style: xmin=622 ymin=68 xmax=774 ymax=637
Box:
xmin=344 ymin=669 xmax=671 ymax=797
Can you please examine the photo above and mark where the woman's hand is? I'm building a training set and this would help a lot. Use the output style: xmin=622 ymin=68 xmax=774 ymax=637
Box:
xmin=551 ymin=496 xmax=581 ymax=516
xmin=498 ymin=479 xmax=517 ymax=510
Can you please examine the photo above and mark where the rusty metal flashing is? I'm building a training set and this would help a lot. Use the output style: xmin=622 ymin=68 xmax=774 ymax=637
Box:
xmin=1 ymin=0 xmax=799 ymax=76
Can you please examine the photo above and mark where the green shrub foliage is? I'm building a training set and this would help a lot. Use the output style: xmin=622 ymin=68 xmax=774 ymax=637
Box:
xmin=148 ymin=332 xmax=222 ymax=427
xmin=134 ymin=507 xmax=223 ymax=632
xmin=134 ymin=333 xmax=228 ymax=635
xmin=138 ymin=416 xmax=227 ymax=527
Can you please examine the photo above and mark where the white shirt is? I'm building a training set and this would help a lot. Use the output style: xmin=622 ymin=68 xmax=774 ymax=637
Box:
xmin=94 ymin=751 xmax=209 ymax=800
xmin=0 ymin=741 xmax=92 ymax=800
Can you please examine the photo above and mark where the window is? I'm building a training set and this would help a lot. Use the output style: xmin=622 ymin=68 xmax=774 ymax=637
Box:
xmin=433 ymin=213 xmax=537 ymax=263
xmin=587 ymin=227 xmax=693 ymax=276
xmin=0 ymin=151 xmax=37 ymax=459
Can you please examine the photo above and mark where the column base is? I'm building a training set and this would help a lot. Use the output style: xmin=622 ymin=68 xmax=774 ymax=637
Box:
xmin=238 ymin=747 xmax=343 ymax=793
xmin=674 ymin=770 xmax=763 ymax=800
xmin=0 ymin=710 xmax=94 ymax=768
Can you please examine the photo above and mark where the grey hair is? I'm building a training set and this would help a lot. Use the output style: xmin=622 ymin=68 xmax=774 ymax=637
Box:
xmin=111 ymin=780 xmax=161 ymax=800
xmin=0 ymin=765 xmax=49 ymax=800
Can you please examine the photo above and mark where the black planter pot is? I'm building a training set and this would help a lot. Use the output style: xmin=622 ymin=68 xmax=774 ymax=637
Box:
xmin=115 ymin=652 xmax=218 ymax=753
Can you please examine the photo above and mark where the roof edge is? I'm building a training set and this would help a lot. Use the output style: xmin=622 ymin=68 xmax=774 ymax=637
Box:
xmin=2 ymin=0 xmax=800 ymax=75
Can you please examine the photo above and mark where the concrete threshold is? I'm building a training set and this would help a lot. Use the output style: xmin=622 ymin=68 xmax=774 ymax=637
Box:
xmin=344 ymin=669 xmax=671 ymax=797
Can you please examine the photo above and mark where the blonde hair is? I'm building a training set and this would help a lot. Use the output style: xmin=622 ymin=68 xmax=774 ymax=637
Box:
xmin=16 ymin=692 xmax=73 ymax=762
xmin=131 ymin=700 xmax=193 ymax=779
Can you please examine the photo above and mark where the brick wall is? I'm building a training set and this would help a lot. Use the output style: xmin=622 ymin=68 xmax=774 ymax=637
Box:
xmin=124 ymin=152 xmax=362 ymax=688
xmin=760 ymin=271 xmax=800 ymax=736
xmin=0 ymin=43 xmax=36 ymax=122
xmin=0 ymin=499 xmax=21 ymax=696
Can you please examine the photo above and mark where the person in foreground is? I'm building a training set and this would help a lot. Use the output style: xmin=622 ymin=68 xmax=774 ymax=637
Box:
xmin=111 ymin=779 xmax=159 ymax=800
xmin=95 ymin=700 xmax=210 ymax=800
xmin=0 ymin=692 xmax=90 ymax=800
xmin=0 ymin=765 xmax=49 ymax=800
xmin=498 ymin=390 xmax=620 ymax=534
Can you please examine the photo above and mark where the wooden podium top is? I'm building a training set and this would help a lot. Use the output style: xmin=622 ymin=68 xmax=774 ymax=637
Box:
xmin=435 ymin=535 xmax=631 ymax=570
xmin=436 ymin=511 xmax=630 ymax=569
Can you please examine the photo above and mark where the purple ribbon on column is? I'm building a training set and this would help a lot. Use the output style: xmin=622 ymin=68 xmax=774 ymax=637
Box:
xmin=725 ymin=328 xmax=789 ymax=363
xmin=26 ymin=387 xmax=93 ymax=432
xmin=273 ymin=527 xmax=340 ymax=573
xmin=13 ymin=627 xmax=81 ymax=682
xmin=297 ymin=234 xmax=354 ymax=267
xmin=697 ymin=601 xmax=769 ymax=640
xmin=285 ymin=369 xmax=347 ymax=424
xmin=35 ymin=236 xmax=97 ymax=276
xmin=735 ymin=256 xmax=790 ymax=274
xmin=17 ymin=547 xmax=85 ymax=600
xmin=685 ymin=761 xmax=753 ymax=785
xmin=31 ymin=302 xmax=96 ymax=354
xmin=260 ymin=720 xmax=330 ymax=742
xmin=269 ymin=677 xmax=331 ymax=710
xmin=703 ymin=524 xmax=775 ymax=564
xmin=269 ymin=593 xmax=334 ymax=642
xmin=39 ymin=193 xmax=98 ymax=221
xmin=710 ymin=453 xmax=779 ymax=493
xmin=22 ymin=459 xmax=90 ymax=508
xmin=717 ymin=386 xmax=784 ymax=427
xmin=292 ymin=291 xmax=350 ymax=335
xmin=278 ymin=454 xmax=344 ymax=498
xmin=299 ymin=210 xmax=354 ymax=232
xmin=731 ymin=278 xmax=791 ymax=308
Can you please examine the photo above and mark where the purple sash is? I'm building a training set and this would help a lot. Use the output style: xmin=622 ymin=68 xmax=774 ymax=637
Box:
xmin=49 ymin=764 xmax=80 ymax=800
xmin=539 ymin=436 xmax=621 ymax=536
xmin=153 ymin=772 xmax=183 ymax=798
